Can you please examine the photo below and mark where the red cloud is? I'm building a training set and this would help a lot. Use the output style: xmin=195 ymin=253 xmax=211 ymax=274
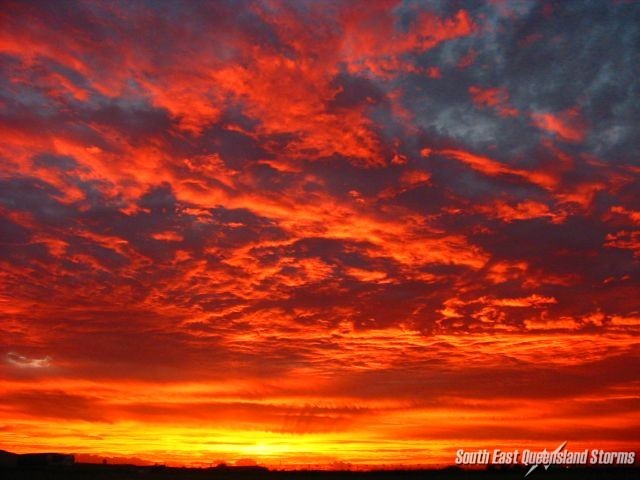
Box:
xmin=468 ymin=85 xmax=519 ymax=117
xmin=531 ymin=107 xmax=587 ymax=142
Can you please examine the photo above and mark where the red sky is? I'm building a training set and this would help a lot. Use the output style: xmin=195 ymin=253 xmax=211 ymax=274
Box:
xmin=0 ymin=0 xmax=639 ymax=468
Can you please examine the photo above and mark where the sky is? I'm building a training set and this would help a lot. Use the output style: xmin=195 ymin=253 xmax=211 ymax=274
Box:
xmin=0 ymin=0 xmax=639 ymax=469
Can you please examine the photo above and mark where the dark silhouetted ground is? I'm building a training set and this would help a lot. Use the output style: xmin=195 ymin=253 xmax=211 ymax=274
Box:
xmin=1 ymin=464 xmax=639 ymax=480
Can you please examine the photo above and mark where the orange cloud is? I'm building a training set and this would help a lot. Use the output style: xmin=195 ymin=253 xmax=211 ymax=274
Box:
xmin=433 ymin=148 xmax=558 ymax=189
xmin=478 ymin=200 xmax=567 ymax=223
xmin=532 ymin=107 xmax=587 ymax=142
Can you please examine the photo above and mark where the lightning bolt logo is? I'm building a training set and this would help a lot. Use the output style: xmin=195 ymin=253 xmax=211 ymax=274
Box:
xmin=524 ymin=441 xmax=568 ymax=478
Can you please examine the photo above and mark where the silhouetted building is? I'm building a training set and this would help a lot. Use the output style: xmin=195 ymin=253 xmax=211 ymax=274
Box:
xmin=213 ymin=463 xmax=269 ymax=473
xmin=17 ymin=453 xmax=75 ymax=467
